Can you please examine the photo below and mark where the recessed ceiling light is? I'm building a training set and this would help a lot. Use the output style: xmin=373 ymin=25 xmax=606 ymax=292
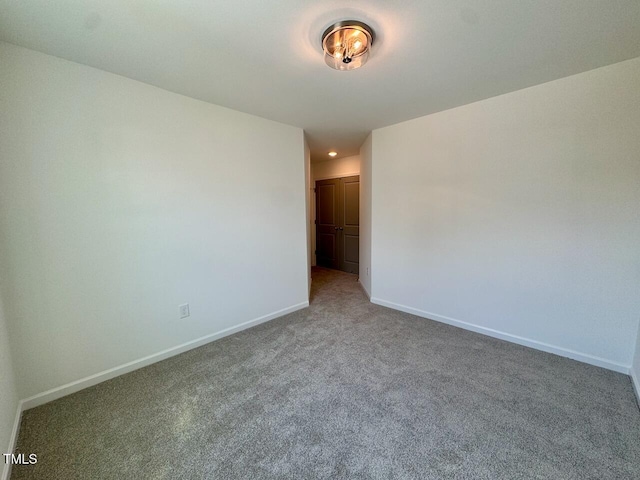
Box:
xmin=321 ymin=21 xmax=375 ymax=71
xmin=328 ymin=151 xmax=338 ymax=157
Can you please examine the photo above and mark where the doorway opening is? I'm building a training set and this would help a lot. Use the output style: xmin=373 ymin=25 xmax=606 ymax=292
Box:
xmin=315 ymin=175 xmax=359 ymax=274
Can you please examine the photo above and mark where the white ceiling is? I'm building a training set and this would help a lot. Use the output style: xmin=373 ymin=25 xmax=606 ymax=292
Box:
xmin=1 ymin=1 xmax=639 ymax=162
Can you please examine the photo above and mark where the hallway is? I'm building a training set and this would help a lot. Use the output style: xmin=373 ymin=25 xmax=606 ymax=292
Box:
xmin=12 ymin=267 xmax=640 ymax=479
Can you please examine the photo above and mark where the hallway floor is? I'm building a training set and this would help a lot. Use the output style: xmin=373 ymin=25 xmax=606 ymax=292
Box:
xmin=12 ymin=267 xmax=640 ymax=479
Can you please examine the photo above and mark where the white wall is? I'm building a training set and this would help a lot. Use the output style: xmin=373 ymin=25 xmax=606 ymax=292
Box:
xmin=0 ymin=42 xmax=309 ymax=400
xmin=371 ymin=57 xmax=640 ymax=372
xmin=310 ymin=155 xmax=361 ymax=266
xmin=0 ymin=292 xmax=19 ymax=480
xmin=312 ymin=155 xmax=361 ymax=182
xmin=304 ymin=137 xmax=312 ymax=295
xmin=359 ymin=136 xmax=372 ymax=297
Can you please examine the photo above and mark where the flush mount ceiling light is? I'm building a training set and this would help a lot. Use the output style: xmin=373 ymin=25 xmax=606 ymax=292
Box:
xmin=321 ymin=20 xmax=375 ymax=71
xmin=328 ymin=151 xmax=338 ymax=157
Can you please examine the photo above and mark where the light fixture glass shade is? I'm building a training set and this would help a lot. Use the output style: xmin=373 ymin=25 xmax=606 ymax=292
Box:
xmin=322 ymin=21 xmax=375 ymax=71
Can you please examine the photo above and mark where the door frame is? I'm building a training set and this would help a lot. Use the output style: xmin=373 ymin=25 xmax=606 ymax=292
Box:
xmin=311 ymin=172 xmax=360 ymax=267
xmin=314 ymin=175 xmax=360 ymax=274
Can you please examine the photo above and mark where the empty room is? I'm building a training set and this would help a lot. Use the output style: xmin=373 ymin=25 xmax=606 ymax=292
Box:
xmin=1 ymin=1 xmax=640 ymax=479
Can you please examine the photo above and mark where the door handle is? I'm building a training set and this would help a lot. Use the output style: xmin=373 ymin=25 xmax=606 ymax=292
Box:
xmin=334 ymin=226 xmax=339 ymax=230
xmin=339 ymin=227 xmax=343 ymax=230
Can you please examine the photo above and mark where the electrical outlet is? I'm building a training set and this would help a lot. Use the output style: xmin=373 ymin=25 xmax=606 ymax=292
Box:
xmin=366 ymin=267 xmax=369 ymax=276
xmin=179 ymin=303 xmax=190 ymax=319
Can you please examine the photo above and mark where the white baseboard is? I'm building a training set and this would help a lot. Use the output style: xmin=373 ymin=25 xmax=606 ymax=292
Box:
xmin=2 ymin=402 xmax=23 ymax=480
xmin=631 ymin=367 xmax=640 ymax=409
xmin=358 ymin=279 xmax=371 ymax=299
xmin=21 ymin=301 xmax=309 ymax=411
xmin=370 ymin=297 xmax=630 ymax=374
